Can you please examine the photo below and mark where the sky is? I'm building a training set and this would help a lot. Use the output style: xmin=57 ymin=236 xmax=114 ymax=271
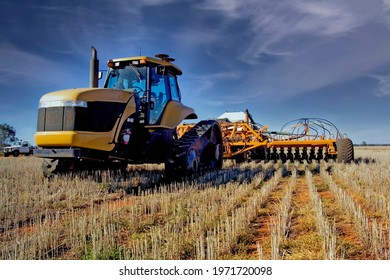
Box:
xmin=1 ymin=0 xmax=390 ymax=145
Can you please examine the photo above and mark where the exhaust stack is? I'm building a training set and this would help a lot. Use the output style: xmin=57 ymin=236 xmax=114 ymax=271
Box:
xmin=90 ymin=46 xmax=99 ymax=88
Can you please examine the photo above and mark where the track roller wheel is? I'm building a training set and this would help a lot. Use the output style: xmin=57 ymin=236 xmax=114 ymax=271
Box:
xmin=336 ymin=138 xmax=354 ymax=163
xmin=187 ymin=149 xmax=198 ymax=172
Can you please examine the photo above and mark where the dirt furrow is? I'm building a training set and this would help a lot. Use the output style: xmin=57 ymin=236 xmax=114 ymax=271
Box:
xmin=247 ymin=174 xmax=289 ymax=259
xmin=313 ymin=175 xmax=375 ymax=259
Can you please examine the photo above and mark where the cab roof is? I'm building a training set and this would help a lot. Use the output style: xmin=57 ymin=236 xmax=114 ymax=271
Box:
xmin=108 ymin=55 xmax=183 ymax=75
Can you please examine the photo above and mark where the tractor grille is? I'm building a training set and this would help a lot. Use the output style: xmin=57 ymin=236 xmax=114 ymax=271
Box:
xmin=37 ymin=101 xmax=126 ymax=132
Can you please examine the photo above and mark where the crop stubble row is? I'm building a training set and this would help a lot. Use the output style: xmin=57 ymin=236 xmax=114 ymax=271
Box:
xmin=0 ymin=147 xmax=389 ymax=259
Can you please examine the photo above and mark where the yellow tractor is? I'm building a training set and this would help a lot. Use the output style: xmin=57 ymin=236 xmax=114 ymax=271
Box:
xmin=34 ymin=48 xmax=223 ymax=177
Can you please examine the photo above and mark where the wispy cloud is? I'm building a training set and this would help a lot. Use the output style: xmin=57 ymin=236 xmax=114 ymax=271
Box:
xmin=383 ymin=0 xmax=390 ymax=9
xmin=184 ymin=70 xmax=242 ymax=93
xmin=371 ymin=74 xmax=390 ymax=97
xmin=290 ymin=0 xmax=368 ymax=35
xmin=189 ymin=0 xmax=390 ymax=99
xmin=194 ymin=0 xmax=241 ymax=18
xmin=0 ymin=44 xmax=57 ymax=85
xmin=241 ymin=0 xmax=385 ymax=61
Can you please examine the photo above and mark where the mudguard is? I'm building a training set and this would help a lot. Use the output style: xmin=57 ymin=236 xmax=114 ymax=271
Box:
xmin=147 ymin=100 xmax=197 ymax=129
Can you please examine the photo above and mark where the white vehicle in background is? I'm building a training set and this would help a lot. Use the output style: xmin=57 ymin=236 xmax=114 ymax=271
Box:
xmin=3 ymin=141 xmax=34 ymax=157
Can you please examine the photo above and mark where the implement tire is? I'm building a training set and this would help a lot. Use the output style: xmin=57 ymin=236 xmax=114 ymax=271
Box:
xmin=336 ymin=138 xmax=354 ymax=163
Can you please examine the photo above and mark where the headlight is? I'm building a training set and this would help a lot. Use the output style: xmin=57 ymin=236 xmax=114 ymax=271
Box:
xmin=39 ymin=100 xmax=88 ymax=108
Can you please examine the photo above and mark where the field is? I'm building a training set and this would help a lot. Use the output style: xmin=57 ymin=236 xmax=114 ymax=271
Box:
xmin=0 ymin=147 xmax=389 ymax=260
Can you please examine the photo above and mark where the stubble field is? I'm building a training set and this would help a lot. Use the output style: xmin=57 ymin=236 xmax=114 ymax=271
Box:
xmin=0 ymin=146 xmax=389 ymax=260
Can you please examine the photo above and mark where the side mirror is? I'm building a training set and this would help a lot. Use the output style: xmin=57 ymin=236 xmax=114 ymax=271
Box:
xmin=98 ymin=71 xmax=103 ymax=80
xmin=150 ymin=100 xmax=155 ymax=110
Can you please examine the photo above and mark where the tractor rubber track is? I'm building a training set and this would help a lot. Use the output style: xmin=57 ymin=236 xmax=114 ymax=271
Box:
xmin=166 ymin=119 xmax=222 ymax=179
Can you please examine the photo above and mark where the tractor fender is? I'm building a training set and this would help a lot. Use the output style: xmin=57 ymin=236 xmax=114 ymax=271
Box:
xmin=157 ymin=101 xmax=197 ymax=129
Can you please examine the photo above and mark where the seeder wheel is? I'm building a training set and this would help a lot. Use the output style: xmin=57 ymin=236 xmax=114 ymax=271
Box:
xmin=336 ymin=138 xmax=354 ymax=163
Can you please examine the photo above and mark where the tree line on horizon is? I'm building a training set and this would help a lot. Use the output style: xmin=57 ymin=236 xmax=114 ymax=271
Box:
xmin=0 ymin=123 xmax=18 ymax=148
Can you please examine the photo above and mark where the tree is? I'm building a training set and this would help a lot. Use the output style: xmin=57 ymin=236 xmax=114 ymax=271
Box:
xmin=0 ymin=123 xmax=17 ymax=147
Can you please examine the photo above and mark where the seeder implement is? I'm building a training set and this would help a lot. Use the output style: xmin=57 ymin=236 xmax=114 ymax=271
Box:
xmin=178 ymin=110 xmax=354 ymax=163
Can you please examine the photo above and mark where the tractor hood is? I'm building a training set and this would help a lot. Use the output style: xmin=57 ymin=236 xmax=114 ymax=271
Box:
xmin=38 ymin=88 xmax=134 ymax=107
xmin=35 ymin=87 xmax=138 ymax=151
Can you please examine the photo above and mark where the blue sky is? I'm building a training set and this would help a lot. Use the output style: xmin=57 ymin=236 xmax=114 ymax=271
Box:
xmin=1 ymin=0 xmax=390 ymax=144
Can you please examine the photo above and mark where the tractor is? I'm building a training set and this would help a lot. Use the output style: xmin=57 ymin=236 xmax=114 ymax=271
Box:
xmin=34 ymin=48 xmax=223 ymax=177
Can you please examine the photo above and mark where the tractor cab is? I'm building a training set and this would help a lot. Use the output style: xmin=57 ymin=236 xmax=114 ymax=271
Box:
xmin=104 ymin=54 xmax=183 ymax=126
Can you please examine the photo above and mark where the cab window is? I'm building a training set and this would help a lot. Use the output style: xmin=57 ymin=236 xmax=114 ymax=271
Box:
xmin=169 ymin=76 xmax=180 ymax=101
xmin=149 ymin=68 xmax=170 ymax=124
xmin=105 ymin=65 xmax=147 ymax=94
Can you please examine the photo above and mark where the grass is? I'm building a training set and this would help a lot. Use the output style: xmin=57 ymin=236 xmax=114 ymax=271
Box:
xmin=0 ymin=147 xmax=389 ymax=260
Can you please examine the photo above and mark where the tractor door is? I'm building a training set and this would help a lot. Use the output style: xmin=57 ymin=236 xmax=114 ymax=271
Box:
xmin=149 ymin=67 xmax=179 ymax=125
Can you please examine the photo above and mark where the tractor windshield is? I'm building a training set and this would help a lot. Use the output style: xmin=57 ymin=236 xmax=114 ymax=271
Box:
xmin=105 ymin=65 xmax=147 ymax=93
